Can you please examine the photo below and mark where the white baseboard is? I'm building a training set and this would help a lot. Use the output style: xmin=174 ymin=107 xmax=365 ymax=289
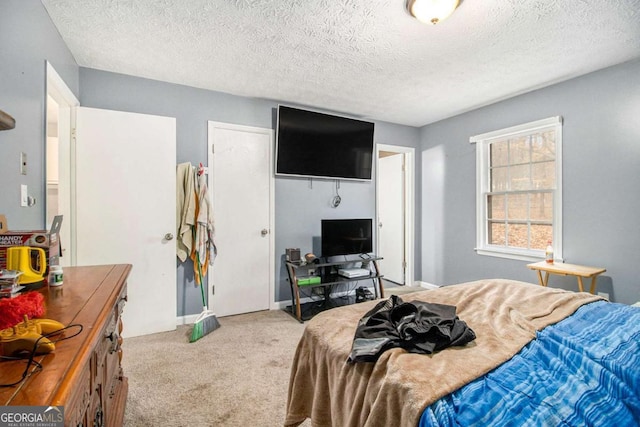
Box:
xmin=414 ymin=281 xmax=440 ymax=289
xmin=273 ymin=300 xmax=291 ymax=311
xmin=179 ymin=298 xmax=308 ymax=323
xmin=273 ymin=296 xmax=316 ymax=311
xmin=176 ymin=314 xmax=200 ymax=326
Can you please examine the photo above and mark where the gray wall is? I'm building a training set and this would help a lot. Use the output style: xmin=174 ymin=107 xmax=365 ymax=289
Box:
xmin=80 ymin=68 xmax=421 ymax=315
xmin=13 ymin=0 xmax=636 ymax=317
xmin=420 ymin=59 xmax=640 ymax=305
xmin=0 ymin=0 xmax=421 ymax=318
xmin=0 ymin=0 xmax=79 ymax=229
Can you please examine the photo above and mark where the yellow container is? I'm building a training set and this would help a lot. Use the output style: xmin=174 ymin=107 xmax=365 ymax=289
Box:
xmin=6 ymin=246 xmax=47 ymax=285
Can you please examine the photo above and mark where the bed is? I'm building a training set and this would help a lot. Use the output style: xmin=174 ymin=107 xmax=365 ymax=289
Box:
xmin=284 ymin=279 xmax=640 ymax=427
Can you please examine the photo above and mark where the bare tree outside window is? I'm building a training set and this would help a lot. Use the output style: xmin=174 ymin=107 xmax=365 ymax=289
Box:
xmin=488 ymin=132 xmax=555 ymax=250
xmin=473 ymin=117 xmax=562 ymax=261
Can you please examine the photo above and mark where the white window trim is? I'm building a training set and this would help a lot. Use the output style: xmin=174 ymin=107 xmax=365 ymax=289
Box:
xmin=471 ymin=116 xmax=563 ymax=262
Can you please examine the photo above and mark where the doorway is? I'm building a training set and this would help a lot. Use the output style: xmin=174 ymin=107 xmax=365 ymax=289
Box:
xmin=207 ymin=121 xmax=275 ymax=317
xmin=376 ymin=144 xmax=414 ymax=286
xmin=45 ymin=64 xmax=178 ymax=337
xmin=45 ymin=62 xmax=79 ymax=266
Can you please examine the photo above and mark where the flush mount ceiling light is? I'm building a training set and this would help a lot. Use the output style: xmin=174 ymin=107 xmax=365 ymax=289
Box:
xmin=406 ymin=0 xmax=461 ymax=25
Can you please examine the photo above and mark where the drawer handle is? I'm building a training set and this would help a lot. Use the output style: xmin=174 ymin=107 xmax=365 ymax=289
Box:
xmin=105 ymin=330 xmax=120 ymax=353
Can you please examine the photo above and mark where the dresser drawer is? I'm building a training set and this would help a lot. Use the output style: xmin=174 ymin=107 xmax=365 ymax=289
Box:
xmin=65 ymin=360 xmax=91 ymax=427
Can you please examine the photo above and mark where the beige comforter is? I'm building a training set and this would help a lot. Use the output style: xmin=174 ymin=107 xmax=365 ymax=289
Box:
xmin=284 ymin=279 xmax=602 ymax=427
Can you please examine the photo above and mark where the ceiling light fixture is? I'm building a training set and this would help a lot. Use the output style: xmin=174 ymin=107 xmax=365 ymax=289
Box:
xmin=406 ymin=0 xmax=461 ymax=25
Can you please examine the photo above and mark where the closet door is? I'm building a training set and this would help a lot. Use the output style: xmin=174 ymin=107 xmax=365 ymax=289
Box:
xmin=208 ymin=121 xmax=273 ymax=317
xmin=75 ymin=107 xmax=177 ymax=337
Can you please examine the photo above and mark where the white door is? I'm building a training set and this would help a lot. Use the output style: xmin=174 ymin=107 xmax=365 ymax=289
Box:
xmin=208 ymin=121 xmax=273 ymax=317
xmin=75 ymin=107 xmax=177 ymax=337
xmin=378 ymin=152 xmax=405 ymax=284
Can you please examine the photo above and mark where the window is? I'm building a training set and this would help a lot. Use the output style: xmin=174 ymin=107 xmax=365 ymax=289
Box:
xmin=471 ymin=117 xmax=562 ymax=261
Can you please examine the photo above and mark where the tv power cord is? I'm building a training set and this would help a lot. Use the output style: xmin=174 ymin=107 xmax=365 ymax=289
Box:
xmin=331 ymin=180 xmax=341 ymax=208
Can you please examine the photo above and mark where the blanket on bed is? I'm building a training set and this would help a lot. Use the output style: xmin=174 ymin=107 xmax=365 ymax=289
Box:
xmin=420 ymin=300 xmax=640 ymax=426
xmin=284 ymin=279 xmax=602 ymax=427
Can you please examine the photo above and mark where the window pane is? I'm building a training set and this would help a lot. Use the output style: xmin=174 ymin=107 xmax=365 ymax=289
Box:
xmin=488 ymin=194 xmax=505 ymax=220
xmin=530 ymin=192 xmax=553 ymax=221
xmin=491 ymin=167 xmax=508 ymax=192
xmin=507 ymin=194 xmax=528 ymax=220
xmin=479 ymin=119 xmax=560 ymax=259
xmin=509 ymin=164 xmax=531 ymax=191
xmin=532 ymin=161 xmax=555 ymax=189
xmin=490 ymin=141 xmax=508 ymax=167
xmin=531 ymin=131 xmax=555 ymax=162
xmin=507 ymin=223 xmax=528 ymax=248
xmin=530 ymin=224 xmax=552 ymax=250
xmin=489 ymin=222 xmax=506 ymax=245
xmin=509 ymin=136 xmax=530 ymax=165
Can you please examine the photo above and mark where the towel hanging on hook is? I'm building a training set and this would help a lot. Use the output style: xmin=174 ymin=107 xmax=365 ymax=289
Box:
xmin=191 ymin=162 xmax=217 ymax=285
xmin=176 ymin=162 xmax=211 ymax=264
xmin=176 ymin=162 xmax=197 ymax=262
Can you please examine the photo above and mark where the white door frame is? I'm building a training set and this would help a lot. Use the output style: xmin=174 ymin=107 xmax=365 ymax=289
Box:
xmin=45 ymin=61 xmax=79 ymax=266
xmin=207 ymin=121 xmax=276 ymax=310
xmin=376 ymin=143 xmax=415 ymax=286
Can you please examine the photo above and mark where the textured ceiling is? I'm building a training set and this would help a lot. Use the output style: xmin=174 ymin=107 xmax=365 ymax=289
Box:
xmin=42 ymin=0 xmax=640 ymax=127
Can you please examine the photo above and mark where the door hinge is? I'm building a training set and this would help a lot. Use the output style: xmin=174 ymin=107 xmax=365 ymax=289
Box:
xmin=211 ymin=144 xmax=215 ymax=154
xmin=71 ymin=127 xmax=77 ymax=140
xmin=211 ymin=285 xmax=215 ymax=296
xmin=402 ymin=261 xmax=407 ymax=270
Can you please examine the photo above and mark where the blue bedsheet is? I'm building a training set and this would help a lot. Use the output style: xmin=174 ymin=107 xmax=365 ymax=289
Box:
xmin=419 ymin=301 xmax=640 ymax=426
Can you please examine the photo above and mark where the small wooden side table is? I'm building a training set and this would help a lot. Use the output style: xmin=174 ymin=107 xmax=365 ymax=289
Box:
xmin=527 ymin=261 xmax=606 ymax=294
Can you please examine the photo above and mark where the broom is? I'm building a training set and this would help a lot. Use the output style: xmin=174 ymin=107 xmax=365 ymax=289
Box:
xmin=190 ymin=252 xmax=220 ymax=342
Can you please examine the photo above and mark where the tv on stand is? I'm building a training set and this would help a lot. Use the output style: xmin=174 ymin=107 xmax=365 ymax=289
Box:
xmin=321 ymin=218 xmax=373 ymax=259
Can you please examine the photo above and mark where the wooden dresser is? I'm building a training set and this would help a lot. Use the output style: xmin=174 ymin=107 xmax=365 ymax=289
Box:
xmin=0 ymin=264 xmax=131 ymax=427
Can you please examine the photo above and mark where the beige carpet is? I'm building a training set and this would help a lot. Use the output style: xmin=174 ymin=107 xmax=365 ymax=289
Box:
xmin=123 ymin=309 xmax=307 ymax=427
xmin=123 ymin=288 xmax=423 ymax=426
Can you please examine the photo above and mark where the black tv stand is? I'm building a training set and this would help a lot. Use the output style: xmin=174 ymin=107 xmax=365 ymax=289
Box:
xmin=284 ymin=256 xmax=384 ymax=322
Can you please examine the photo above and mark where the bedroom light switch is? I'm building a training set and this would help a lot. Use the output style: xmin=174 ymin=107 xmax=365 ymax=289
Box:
xmin=20 ymin=184 xmax=28 ymax=207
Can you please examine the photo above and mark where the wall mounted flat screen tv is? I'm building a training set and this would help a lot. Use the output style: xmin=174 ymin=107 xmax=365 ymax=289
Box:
xmin=276 ymin=105 xmax=375 ymax=181
xmin=321 ymin=218 xmax=373 ymax=257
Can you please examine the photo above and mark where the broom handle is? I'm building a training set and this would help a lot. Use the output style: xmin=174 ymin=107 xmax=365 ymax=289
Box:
xmin=196 ymin=252 xmax=207 ymax=308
